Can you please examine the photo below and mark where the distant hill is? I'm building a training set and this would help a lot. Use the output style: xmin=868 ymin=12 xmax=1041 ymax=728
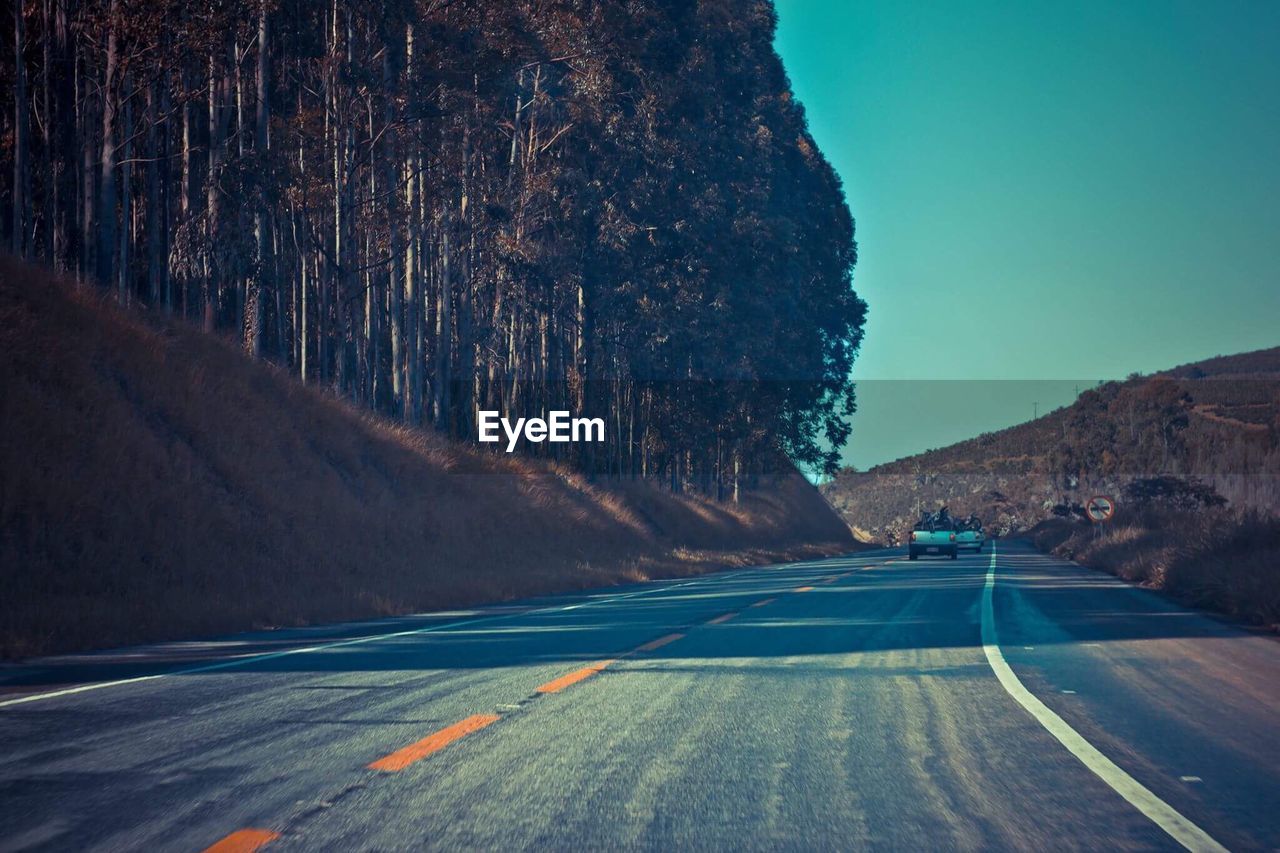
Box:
xmin=822 ymin=349 xmax=1280 ymax=543
xmin=0 ymin=258 xmax=855 ymax=659
xmin=1161 ymin=346 xmax=1280 ymax=379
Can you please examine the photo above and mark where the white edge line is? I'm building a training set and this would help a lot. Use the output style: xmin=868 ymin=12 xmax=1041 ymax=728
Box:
xmin=0 ymin=611 xmax=519 ymax=708
xmin=0 ymin=551 xmax=892 ymax=709
xmin=982 ymin=542 xmax=1226 ymax=853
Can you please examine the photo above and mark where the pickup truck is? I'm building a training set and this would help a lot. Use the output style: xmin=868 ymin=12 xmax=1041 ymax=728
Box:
xmin=908 ymin=512 xmax=958 ymax=560
xmin=955 ymin=516 xmax=986 ymax=552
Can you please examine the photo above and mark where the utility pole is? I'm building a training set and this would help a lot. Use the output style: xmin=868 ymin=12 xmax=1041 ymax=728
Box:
xmin=1033 ymin=402 xmax=1039 ymax=420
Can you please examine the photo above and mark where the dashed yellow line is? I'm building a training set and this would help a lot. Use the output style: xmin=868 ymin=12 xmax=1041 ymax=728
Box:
xmin=203 ymin=568 xmax=878 ymax=844
xmin=536 ymin=660 xmax=615 ymax=693
xmin=633 ymin=632 xmax=685 ymax=652
xmin=201 ymin=829 xmax=280 ymax=853
xmin=368 ymin=714 xmax=500 ymax=772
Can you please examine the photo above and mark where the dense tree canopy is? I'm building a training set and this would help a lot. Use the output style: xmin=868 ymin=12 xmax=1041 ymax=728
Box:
xmin=1 ymin=0 xmax=865 ymax=492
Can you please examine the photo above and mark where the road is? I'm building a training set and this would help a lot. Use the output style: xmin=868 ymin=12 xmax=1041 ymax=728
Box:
xmin=1 ymin=540 xmax=1277 ymax=851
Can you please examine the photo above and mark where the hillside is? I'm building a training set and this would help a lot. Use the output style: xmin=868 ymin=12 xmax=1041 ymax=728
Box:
xmin=1162 ymin=346 xmax=1280 ymax=379
xmin=0 ymin=258 xmax=857 ymax=659
xmin=822 ymin=349 xmax=1280 ymax=543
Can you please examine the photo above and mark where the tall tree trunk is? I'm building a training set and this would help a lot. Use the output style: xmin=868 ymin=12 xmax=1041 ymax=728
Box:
xmin=332 ymin=4 xmax=354 ymax=397
xmin=175 ymin=68 xmax=193 ymax=314
xmin=402 ymin=23 xmax=419 ymax=423
xmin=204 ymin=44 xmax=231 ymax=332
xmin=247 ymin=2 xmax=270 ymax=357
xmin=40 ymin=0 xmax=53 ymax=262
xmin=204 ymin=52 xmax=217 ymax=331
xmin=79 ymin=51 xmax=95 ymax=283
xmin=435 ymin=228 xmax=452 ymax=428
xmin=180 ymin=70 xmax=191 ymax=220
xmin=292 ymin=210 xmax=309 ymax=382
xmin=402 ymin=161 xmax=416 ymax=422
xmin=95 ymin=0 xmax=120 ymax=287
xmin=52 ymin=0 xmax=77 ymax=271
xmin=12 ymin=0 xmax=31 ymax=256
xmin=384 ymin=45 xmax=403 ymax=416
xmin=117 ymin=81 xmax=132 ymax=302
xmin=273 ymin=223 xmax=285 ymax=361
xmin=159 ymin=71 xmax=171 ymax=309
xmin=145 ymin=84 xmax=162 ymax=304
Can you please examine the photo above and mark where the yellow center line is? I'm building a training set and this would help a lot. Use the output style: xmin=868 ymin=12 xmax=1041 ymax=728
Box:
xmin=199 ymin=560 xmax=899 ymax=847
xmin=368 ymin=714 xmax=501 ymax=772
xmin=632 ymin=632 xmax=684 ymax=652
xmin=535 ymin=660 xmax=615 ymax=693
xmin=201 ymin=829 xmax=280 ymax=853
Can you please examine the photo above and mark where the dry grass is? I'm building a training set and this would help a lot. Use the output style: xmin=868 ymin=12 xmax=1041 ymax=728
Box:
xmin=0 ymin=257 xmax=858 ymax=659
xmin=1025 ymin=508 xmax=1280 ymax=628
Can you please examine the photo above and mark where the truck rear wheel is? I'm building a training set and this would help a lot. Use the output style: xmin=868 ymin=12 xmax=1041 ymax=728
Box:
xmin=950 ymin=549 xmax=958 ymax=560
xmin=908 ymin=549 xmax=918 ymax=561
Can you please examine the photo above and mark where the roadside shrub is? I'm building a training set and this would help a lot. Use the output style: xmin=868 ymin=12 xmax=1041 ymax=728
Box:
xmin=1164 ymin=510 xmax=1280 ymax=624
xmin=1026 ymin=507 xmax=1280 ymax=627
xmin=1050 ymin=502 xmax=1086 ymax=519
xmin=1122 ymin=475 xmax=1228 ymax=511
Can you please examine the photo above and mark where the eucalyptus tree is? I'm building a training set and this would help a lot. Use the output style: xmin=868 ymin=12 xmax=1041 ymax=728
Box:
xmin=1 ymin=0 xmax=865 ymax=494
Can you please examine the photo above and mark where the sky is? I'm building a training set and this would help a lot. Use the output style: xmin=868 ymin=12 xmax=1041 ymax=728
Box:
xmin=773 ymin=0 xmax=1280 ymax=469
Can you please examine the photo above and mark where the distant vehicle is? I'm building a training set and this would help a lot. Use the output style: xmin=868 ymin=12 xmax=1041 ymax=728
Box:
xmin=909 ymin=507 xmax=958 ymax=560
xmin=955 ymin=514 xmax=986 ymax=553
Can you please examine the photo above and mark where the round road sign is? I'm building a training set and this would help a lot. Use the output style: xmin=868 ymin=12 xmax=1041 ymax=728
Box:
xmin=1085 ymin=495 xmax=1116 ymax=523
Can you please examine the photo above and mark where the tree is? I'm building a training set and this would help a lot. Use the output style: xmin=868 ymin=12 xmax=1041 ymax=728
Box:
xmin=11 ymin=0 xmax=31 ymax=257
xmin=0 ymin=0 xmax=867 ymax=496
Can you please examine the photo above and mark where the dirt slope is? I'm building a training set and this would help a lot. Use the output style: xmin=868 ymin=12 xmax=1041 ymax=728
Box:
xmin=0 ymin=257 xmax=855 ymax=658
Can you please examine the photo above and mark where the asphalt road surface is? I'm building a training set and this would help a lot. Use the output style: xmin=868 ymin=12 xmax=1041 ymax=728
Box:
xmin=1 ymin=540 xmax=1277 ymax=851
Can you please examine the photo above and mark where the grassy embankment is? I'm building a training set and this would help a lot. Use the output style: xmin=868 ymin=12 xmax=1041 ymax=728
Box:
xmin=1025 ymin=509 xmax=1280 ymax=629
xmin=0 ymin=258 xmax=858 ymax=659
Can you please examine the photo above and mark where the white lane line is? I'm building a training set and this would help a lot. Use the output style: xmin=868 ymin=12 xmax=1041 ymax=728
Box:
xmin=981 ymin=542 xmax=1226 ymax=852
xmin=0 ymin=580 xmax=704 ymax=708
xmin=0 ymin=610 xmax=529 ymax=708
xmin=1 ymin=551 xmax=895 ymax=709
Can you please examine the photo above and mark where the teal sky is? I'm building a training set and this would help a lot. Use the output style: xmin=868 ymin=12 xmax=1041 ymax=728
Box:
xmin=774 ymin=0 xmax=1280 ymax=383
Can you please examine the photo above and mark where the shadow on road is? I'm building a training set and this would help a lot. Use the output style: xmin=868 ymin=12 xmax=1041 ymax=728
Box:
xmin=0 ymin=543 xmax=1257 ymax=696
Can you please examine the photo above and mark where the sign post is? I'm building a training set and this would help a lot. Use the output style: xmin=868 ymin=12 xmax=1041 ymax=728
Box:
xmin=1085 ymin=494 xmax=1116 ymax=538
